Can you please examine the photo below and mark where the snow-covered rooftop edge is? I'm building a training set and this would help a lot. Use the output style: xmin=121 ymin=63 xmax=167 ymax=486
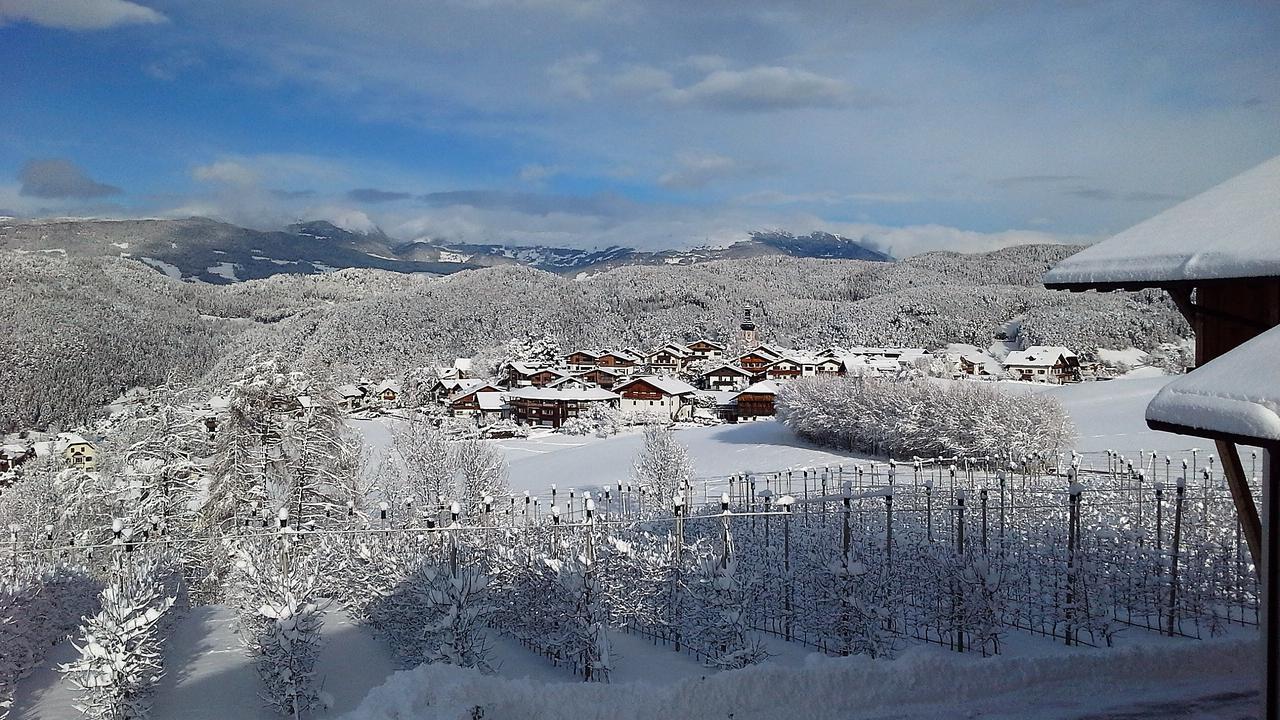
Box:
xmin=1044 ymin=154 xmax=1280 ymax=287
xmin=1146 ymin=323 xmax=1280 ymax=443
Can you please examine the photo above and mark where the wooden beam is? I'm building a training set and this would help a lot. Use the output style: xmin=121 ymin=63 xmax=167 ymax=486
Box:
xmin=1218 ymin=439 xmax=1263 ymax=574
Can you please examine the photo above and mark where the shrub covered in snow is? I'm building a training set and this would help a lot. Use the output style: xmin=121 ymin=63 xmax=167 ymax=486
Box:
xmin=1 ymin=565 xmax=102 ymax=719
xmin=776 ymin=376 xmax=1073 ymax=461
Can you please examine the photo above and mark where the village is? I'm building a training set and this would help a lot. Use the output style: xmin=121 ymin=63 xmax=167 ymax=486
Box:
xmin=0 ymin=309 xmax=1096 ymax=480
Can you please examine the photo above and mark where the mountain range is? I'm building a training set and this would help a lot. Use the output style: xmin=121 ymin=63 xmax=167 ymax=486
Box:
xmin=0 ymin=217 xmax=892 ymax=283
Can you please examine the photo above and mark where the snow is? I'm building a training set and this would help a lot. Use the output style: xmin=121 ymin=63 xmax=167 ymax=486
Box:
xmin=1004 ymin=345 xmax=1075 ymax=368
xmin=1044 ymin=154 xmax=1280 ymax=286
xmin=1002 ymin=375 xmax=1195 ymax=453
xmin=1146 ymin=323 xmax=1280 ymax=442
xmin=341 ymin=636 xmax=1260 ymax=720
xmin=1098 ymin=347 xmax=1150 ymax=367
xmin=735 ymin=380 xmax=779 ymax=396
xmin=437 ymin=251 xmax=469 ymax=263
xmin=140 ymin=257 xmax=182 ymax=280
xmin=205 ymin=262 xmax=241 ymax=282
xmin=10 ymin=605 xmax=396 ymax=720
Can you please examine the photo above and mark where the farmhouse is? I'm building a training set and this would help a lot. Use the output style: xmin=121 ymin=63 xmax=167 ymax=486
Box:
xmin=614 ymin=376 xmax=699 ymax=421
xmin=563 ymin=350 xmax=602 ymax=371
xmin=594 ymin=351 xmax=639 ymax=373
xmin=336 ymin=384 xmax=365 ymax=411
xmin=957 ymin=353 xmax=1001 ymax=378
xmin=644 ymin=344 xmax=690 ymax=373
xmin=685 ymin=339 xmax=725 ymax=361
xmin=737 ymin=346 xmax=783 ymax=372
xmin=1002 ymin=346 xmax=1081 ymax=383
xmin=700 ymin=363 xmax=754 ymax=391
xmin=576 ymin=366 xmax=625 ymax=389
xmin=447 ymin=382 xmax=506 ymax=416
xmin=59 ymin=433 xmax=97 ymax=469
xmin=374 ymin=380 xmax=402 ymax=404
xmin=506 ymin=387 xmax=620 ymax=428
xmin=0 ymin=443 xmax=32 ymax=474
xmin=761 ymin=358 xmax=803 ymax=382
xmin=734 ymin=380 xmax=779 ymax=420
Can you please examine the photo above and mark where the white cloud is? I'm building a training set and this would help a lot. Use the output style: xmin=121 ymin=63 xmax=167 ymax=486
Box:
xmin=668 ymin=66 xmax=853 ymax=111
xmin=658 ymin=152 xmax=742 ymax=189
xmin=547 ymin=53 xmax=599 ymax=100
xmin=192 ymin=160 xmax=258 ymax=186
xmin=0 ymin=0 xmax=166 ymax=30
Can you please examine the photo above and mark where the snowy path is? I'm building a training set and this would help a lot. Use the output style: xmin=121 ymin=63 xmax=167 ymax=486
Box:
xmin=10 ymin=605 xmax=396 ymax=720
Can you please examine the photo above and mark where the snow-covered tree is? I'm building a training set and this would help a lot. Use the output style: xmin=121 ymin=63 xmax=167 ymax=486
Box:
xmin=422 ymin=565 xmax=494 ymax=672
xmin=631 ymin=426 xmax=693 ymax=510
xmin=453 ymin=440 xmax=509 ymax=504
xmin=60 ymin=557 xmax=179 ymax=720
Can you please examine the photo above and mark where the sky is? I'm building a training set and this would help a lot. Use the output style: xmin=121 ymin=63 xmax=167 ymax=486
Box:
xmin=0 ymin=0 xmax=1277 ymax=257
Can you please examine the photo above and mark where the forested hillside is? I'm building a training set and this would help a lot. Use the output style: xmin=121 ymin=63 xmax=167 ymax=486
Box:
xmin=0 ymin=243 xmax=1189 ymax=432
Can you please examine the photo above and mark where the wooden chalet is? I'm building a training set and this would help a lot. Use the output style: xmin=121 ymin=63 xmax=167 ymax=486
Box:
xmin=60 ymin=433 xmax=97 ymax=470
xmin=645 ymin=344 xmax=691 ymax=373
xmin=577 ymin=366 xmax=624 ymax=389
xmin=737 ymin=346 xmax=782 ymax=372
xmin=701 ymin=363 xmax=754 ymax=391
xmin=507 ymin=387 xmax=620 ymax=428
xmin=594 ymin=351 xmax=639 ymax=373
xmin=1043 ymin=154 xmax=1280 ymax=720
xmin=685 ymin=339 xmax=726 ymax=361
xmin=734 ymin=380 xmax=779 ymax=420
xmin=614 ymin=376 xmax=699 ymax=421
xmin=447 ymin=382 xmax=506 ymax=416
xmin=564 ymin=350 xmax=602 ymax=371
xmin=814 ymin=357 xmax=843 ymax=375
xmin=761 ymin=358 xmax=803 ymax=382
xmin=527 ymin=367 xmax=572 ymax=388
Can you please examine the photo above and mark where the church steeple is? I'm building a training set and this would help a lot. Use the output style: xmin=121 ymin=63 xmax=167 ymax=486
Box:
xmin=740 ymin=307 xmax=757 ymax=347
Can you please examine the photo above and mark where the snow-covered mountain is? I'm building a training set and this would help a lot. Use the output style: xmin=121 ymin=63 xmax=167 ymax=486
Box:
xmin=0 ymin=218 xmax=891 ymax=283
xmin=394 ymin=230 xmax=892 ymax=275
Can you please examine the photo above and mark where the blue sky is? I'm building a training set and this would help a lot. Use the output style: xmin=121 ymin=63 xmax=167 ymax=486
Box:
xmin=1 ymin=0 xmax=1277 ymax=256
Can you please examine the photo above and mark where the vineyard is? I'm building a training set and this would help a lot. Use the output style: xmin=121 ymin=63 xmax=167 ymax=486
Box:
xmin=3 ymin=445 xmax=1261 ymax=717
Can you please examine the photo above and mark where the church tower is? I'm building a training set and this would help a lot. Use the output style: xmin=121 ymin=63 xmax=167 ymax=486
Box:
xmin=740 ymin=307 xmax=757 ymax=347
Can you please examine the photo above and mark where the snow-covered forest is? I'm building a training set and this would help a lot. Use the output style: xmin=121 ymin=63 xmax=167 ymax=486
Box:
xmin=0 ymin=244 xmax=1187 ymax=434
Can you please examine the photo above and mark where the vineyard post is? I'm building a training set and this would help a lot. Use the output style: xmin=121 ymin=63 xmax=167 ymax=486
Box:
xmin=1156 ymin=483 xmax=1165 ymax=548
xmin=551 ymin=505 xmax=560 ymax=556
xmin=956 ymin=489 xmax=966 ymax=555
xmin=449 ymin=502 xmax=460 ymax=577
xmin=673 ymin=493 xmax=685 ymax=652
xmin=980 ymin=488 xmax=988 ymax=554
xmin=998 ymin=470 xmax=1006 ymax=550
xmin=781 ymin=495 xmax=794 ymax=642
xmin=1066 ymin=479 xmax=1080 ymax=646
xmin=1137 ymin=470 xmax=1145 ymax=545
xmin=720 ymin=493 xmax=731 ymax=569
xmin=926 ymin=479 xmax=934 ymax=543
xmin=885 ymin=489 xmax=894 ymax=569
xmin=1167 ymin=477 xmax=1186 ymax=636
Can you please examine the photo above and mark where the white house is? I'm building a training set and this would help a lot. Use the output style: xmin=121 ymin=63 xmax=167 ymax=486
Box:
xmin=1003 ymin=346 xmax=1081 ymax=383
xmin=613 ymin=376 xmax=699 ymax=421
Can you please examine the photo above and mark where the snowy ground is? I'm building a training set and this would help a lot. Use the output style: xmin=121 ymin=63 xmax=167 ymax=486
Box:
xmin=11 ymin=375 xmax=1250 ymax=719
xmin=340 ymin=635 xmax=1261 ymax=720
xmin=10 ymin=606 xmax=396 ymax=720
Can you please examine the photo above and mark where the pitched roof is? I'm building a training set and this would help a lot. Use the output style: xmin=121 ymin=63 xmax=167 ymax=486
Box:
xmin=735 ymin=380 xmax=780 ymax=397
xmin=1146 ymin=323 xmax=1280 ymax=443
xmin=507 ymin=387 xmax=620 ymax=402
xmin=1044 ymin=155 xmax=1280 ymax=288
xmin=614 ymin=375 xmax=698 ymax=396
xmin=476 ymin=391 xmax=508 ymax=412
xmin=701 ymin=363 xmax=752 ymax=377
xmin=1004 ymin=346 xmax=1075 ymax=367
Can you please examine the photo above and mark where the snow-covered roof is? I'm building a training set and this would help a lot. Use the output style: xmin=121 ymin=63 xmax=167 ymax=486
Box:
xmin=376 ymin=380 xmax=402 ymax=394
xmin=1146 ymin=324 xmax=1280 ymax=443
xmin=687 ymin=338 xmax=726 ymax=349
xmin=506 ymin=387 xmax=620 ymax=402
xmin=336 ymin=384 xmax=364 ymax=398
xmin=1 ymin=443 xmax=28 ymax=456
xmin=1044 ymin=155 xmax=1280 ymax=288
xmin=476 ymin=391 xmax=507 ymax=412
xmin=453 ymin=357 xmax=473 ymax=372
xmin=615 ymin=376 xmax=699 ymax=396
xmin=736 ymin=380 xmax=780 ymax=397
xmin=702 ymin=363 xmax=752 ymax=377
xmin=1004 ymin=346 xmax=1074 ymax=368
xmin=58 ymin=432 xmax=91 ymax=446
